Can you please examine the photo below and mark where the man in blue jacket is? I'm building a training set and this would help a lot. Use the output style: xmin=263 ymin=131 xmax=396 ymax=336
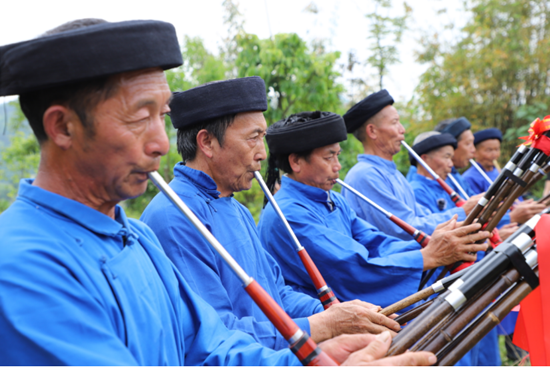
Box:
xmin=141 ymin=77 xmax=410 ymax=352
xmin=0 ymin=18 xmax=433 ymax=366
xmin=256 ymin=111 xmax=489 ymax=309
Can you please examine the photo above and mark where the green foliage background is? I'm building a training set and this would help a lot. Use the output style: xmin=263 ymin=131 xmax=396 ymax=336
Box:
xmin=2 ymin=0 xmax=550 ymax=222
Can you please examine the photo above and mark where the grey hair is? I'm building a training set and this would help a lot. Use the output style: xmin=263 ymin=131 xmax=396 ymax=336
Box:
xmin=176 ymin=113 xmax=236 ymax=163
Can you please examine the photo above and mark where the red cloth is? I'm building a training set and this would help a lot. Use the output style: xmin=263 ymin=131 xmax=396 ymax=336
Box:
xmin=513 ymin=214 xmax=550 ymax=365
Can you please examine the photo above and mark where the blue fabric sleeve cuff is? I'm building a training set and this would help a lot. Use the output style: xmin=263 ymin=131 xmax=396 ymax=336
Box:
xmin=294 ymin=317 xmax=311 ymax=336
xmin=451 ymin=207 xmax=466 ymax=221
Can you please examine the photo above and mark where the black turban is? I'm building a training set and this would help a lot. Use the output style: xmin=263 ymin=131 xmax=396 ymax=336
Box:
xmin=437 ymin=117 xmax=471 ymax=139
xmin=266 ymin=111 xmax=347 ymax=154
xmin=343 ymin=89 xmax=394 ymax=133
xmin=474 ymin=128 xmax=502 ymax=145
xmin=409 ymin=133 xmax=457 ymax=166
xmin=170 ymin=77 xmax=267 ymax=129
xmin=0 ymin=20 xmax=182 ymax=96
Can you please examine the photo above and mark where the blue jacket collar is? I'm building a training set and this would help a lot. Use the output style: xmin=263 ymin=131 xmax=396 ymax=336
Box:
xmin=357 ymin=154 xmax=397 ymax=173
xmin=17 ymin=179 xmax=132 ymax=238
xmin=281 ymin=175 xmax=333 ymax=206
xmin=174 ymin=163 xmax=222 ymax=198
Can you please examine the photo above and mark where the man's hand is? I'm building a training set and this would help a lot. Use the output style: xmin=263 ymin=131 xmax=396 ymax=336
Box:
xmin=308 ymin=300 xmax=401 ymax=343
xmin=460 ymin=193 xmax=485 ymax=216
xmin=509 ymin=199 xmax=546 ymax=224
xmin=319 ymin=332 xmax=437 ymax=366
xmin=497 ymin=222 xmax=519 ymax=241
xmin=420 ymin=215 xmax=490 ymax=270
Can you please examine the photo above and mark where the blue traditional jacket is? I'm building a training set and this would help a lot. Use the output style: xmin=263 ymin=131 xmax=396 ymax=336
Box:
xmin=141 ymin=164 xmax=323 ymax=351
xmin=343 ymin=154 xmax=465 ymax=240
xmin=257 ymin=175 xmax=424 ymax=309
xmin=0 ymin=179 xmax=299 ymax=365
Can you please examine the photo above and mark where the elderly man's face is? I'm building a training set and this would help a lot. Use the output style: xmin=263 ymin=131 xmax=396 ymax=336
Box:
xmin=423 ymin=145 xmax=455 ymax=181
xmin=369 ymin=105 xmax=405 ymax=157
xmin=453 ymin=130 xmax=476 ymax=169
xmin=210 ymin=111 xmax=267 ymax=196
xmin=72 ymin=68 xmax=171 ymax=202
xmin=291 ymin=142 xmax=342 ymax=191
xmin=475 ymin=139 xmax=500 ymax=171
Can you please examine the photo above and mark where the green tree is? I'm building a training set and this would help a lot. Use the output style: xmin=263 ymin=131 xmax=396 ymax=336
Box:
xmin=415 ymin=0 xmax=550 ymax=159
xmin=0 ymin=102 xmax=40 ymax=212
xmin=232 ymin=32 xmax=351 ymax=214
xmin=365 ymin=0 xmax=411 ymax=89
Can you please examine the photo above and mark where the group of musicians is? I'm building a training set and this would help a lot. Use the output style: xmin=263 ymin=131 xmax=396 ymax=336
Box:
xmin=0 ymin=18 xmax=541 ymax=366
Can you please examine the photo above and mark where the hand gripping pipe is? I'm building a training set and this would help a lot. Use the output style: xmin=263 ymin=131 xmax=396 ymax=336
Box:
xmin=148 ymin=172 xmax=338 ymax=366
xmin=254 ymin=171 xmax=340 ymax=309
xmin=402 ymin=140 xmax=465 ymax=207
xmin=336 ymin=178 xmax=430 ymax=247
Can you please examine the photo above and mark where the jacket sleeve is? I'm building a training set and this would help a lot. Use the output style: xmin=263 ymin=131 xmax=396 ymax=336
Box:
xmin=141 ymin=195 xmax=302 ymax=351
xmin=262 ymin=202 xmax=424 ymax=308
xmin=0 ymin=242 xmax=140 ymax=365
xmin=345 ymin=170 xmax=465 ymax=240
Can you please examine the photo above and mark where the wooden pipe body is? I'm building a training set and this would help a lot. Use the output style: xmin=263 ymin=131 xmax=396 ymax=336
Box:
xmin=389 ymin=215 xmax=430 ymax=247
xmin=245 ymin=280 xmax=338 ymax=365
xmin=485 ymin=170 xmax=538 ymax=233
xmin=297 ymin=249 xmax=340 ymax=309
xmin=387 ymin=293 xmax=454 ymax=356
xmin=395 ymin=299 xmax=434 ymax=325
xmin=420 ymin=267 xmax=518 ymax=354
xmin=380 ymin=287 xmax=435 ymax=316
xmin=436 ymin=177 xmax=465 ymax=207
xmin=436 ymin=269 xmax=538 ymax=366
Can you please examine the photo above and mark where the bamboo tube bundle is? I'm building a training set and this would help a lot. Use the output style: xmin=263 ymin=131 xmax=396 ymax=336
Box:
xmin=464 ymin=126 xmax=550 ymax=233
xmin=382 ymin=215 xmax=541 ymax=361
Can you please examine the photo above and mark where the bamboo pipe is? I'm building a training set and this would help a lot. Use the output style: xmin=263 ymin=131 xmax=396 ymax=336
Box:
xmin=402 ymin=141 xmax=465 ymax=207
xmin=394 ymin=299 xmax=434 ymax=325
xmin=436 ymin=268 xmax=538 ymax=366
xmin=148 ymin=172 xmax=338 ymax=366
xmin=380 ymin=265 xmax=473 ymax=316
xmin=463 ymin=145 xmax=531 ymax=226
xmin=255 ymin=171 xmax=339 ymax=309
xmin=336 ymin=178 xmax=430 ymax=247
xmin=421 ymin=249 xmax=536 ymax=354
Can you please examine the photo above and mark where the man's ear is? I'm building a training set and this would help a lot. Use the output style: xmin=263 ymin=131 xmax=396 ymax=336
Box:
xmin=365 ymin=123 xmax=377 ymax=140
xmin=196 ymin=129 xmax=216 ymax=159
xmin=42 ymin=105 xmax=79 ymax=150
xmin=288 ymin=153 xmax=302 ymax=174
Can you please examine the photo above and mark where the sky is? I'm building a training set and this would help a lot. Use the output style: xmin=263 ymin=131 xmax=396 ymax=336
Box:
xmin=0 ymin=0 xmax=468 ymax=102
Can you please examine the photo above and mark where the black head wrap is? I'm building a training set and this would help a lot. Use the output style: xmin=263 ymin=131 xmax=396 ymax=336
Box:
xmin=436 ymin=117 xmax=471 ymax=139
xmin=343 ymin=89 xmax=394 ymax=133
xmin=0 ymin=20 xmax=182 ymax=96
xmin=409 ymin=132 xmax=457 ymax=166
xmin=169 ymin=77 xmax=267 ymax=129
xmin=474 ymin=128 xmax=502 ymax=145
xmin=264 ymin=111 xmax=347 ymax=205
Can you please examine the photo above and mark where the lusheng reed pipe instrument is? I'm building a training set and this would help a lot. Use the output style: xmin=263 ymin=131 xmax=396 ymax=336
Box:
xmin=436 ymin=267 xmax=539 ymax=366
xmin=386 ymin=215 xmax=540 ymax=356
xmin=463 ymin=145 xmax=529 ymax=226
xmin=255 ymin=171 xmax=340 ymax=309
xmin=336 ymin=178 xmax=430 ymax=247
xmin=148 ymin=171 xmax=338 ymax=366
xmin=379 ymin=264 xmax=475 ymax=316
